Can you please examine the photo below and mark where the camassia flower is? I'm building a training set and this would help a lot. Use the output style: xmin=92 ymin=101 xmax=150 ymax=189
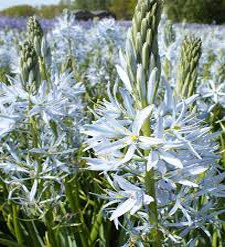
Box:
xmin=84 ymin=80 xmax=217 ymax=173
xmin=84 ymin=69 xmax=223 ymax=243
xmin=101 ymin=174 xmax=154 ymax=229
xmin=0 ymin=66 xmax=85 ymax=216
xmin=198 ymin=78 xmax=225 ymax=106
xmin=0 ymin=154 xmax=68 ymax=216
xmin=84 ymin=103 xmax=164 ymax=171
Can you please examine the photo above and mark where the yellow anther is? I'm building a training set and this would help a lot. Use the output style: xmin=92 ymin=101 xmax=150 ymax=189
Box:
xmin=173 ymin=125 xmax=181 ymax=130
xmin=131 ymin=135 xmax=138 ymax=141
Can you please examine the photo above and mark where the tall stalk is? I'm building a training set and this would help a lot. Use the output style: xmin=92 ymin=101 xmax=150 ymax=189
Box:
xmin=122 ymin=0 xmax=163 ymax=245
xmin=65 ymin=176 xmax=90 ymax=247
xmin=12 ymin=204 xmax=23 ymax=245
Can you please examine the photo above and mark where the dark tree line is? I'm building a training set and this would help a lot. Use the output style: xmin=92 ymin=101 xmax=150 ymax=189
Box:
xmin=3 ymin=0 xmax=225 ymax=23
xmin=72 ymin=0 xmax=110 ymax=10
xmin=165 ymin=0 xmax=225 ymax=24
xmin=72 ymin=0 xmax=225 ymax=23
xmin=73 ymin=0 xmax=225 ymax=24
xmin=72 ymin=0 xmax=137 ymax=19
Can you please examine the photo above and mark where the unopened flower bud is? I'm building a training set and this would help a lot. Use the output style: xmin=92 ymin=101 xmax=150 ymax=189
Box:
xmin=20 ymin=41 xmax=40 ymax=93
xmin=27 ymin=16 xmax=43 ymax=56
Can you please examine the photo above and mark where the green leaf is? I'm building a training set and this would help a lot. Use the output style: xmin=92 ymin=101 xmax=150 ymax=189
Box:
xmin=0 ymin=238 xmax=25 ymax=247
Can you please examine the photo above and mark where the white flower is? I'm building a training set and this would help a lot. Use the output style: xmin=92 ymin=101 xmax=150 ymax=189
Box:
xmin=102 ymin=175 xmax=154 ymax=228
xmin=198 ymin=79 xmax=225 ymax=104
xmin=83 ymin=104 xmax=166 ymax=171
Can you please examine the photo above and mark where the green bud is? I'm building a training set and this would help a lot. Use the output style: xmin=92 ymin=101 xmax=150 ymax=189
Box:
xmin=27 ymin=16 xmax=43 ymax=56
xmin=136 ymin=33 xmax=142 ymax=60
xmin=176 ymin=36 xmax=202 ymax=98
xmin=41 ymin=37 xmax=52 ymax=66
xmin=141 ymin=18 xmax=148 ymax=42
xmin=124 ymin=0 xmax=162 ymax=106
xmin=146 ymin=29 xmax=153 ymax=46
xmin=136 ymin=64 xmax=146 ymax=100
xmin=20 ymin=41 xmax=40 ymax=94
xmin=142 ymin=42 xmax=150 ymax=71
xmin=151 ymin=3 xmax=158 ymax=17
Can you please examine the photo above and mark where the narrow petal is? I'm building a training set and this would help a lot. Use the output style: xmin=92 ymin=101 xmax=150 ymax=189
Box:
xmin=116 ymin=65 xmax=132 ymax=93
xmin=132 ymin=105 xmax=153 ymax=135
xmin=160 ymin=151 xmax=183 ymax=169
xmin=110 ymin=198 xmax=136 ymax=221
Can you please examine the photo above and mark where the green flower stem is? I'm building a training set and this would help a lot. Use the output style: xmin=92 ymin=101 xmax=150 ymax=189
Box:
xmin=219 ymin=122 xmax=225 ymax=166
xmin=163 ymin=58 xmax=171 ymax=81
xmin=28 ymin=95 xmax=38 ymax=148
xmin=39 ymin=57 xmax=51 ymax=92
xmin=65 ymin=176 xmax=90 ymax=247
xmin=117 ymin=218 xmax=127 ymax=246
xmin=142 ymin=120 xmax=162 ymax=247
xmin=1 ymin=179 xmax=15 ymax=236
xmin=28 ymin=95 xmax=42 ymax=174
xmin=29 ymin=97 xmax=56 ymax=247
xmin=24 ymin=221 xmax=44 ymax=247
xmin=212 ymin=230 xmax=218 ymax=247
xmin=30 ymin=117 xmax=39 ymax=148
xmin=145 ymin=170 xmax=161 ymax=247
xmin=39 ymin=57 xmax=50 ymax=82
xmin=45 ymin=210 xmax=58 ymax=247
xmin=89 ymin=208 xmax=103 ymax=245
xmin=12 ymin=204 xmax=23 ymax=245
xmin=219 ymin=122 xmax=225 ymax=237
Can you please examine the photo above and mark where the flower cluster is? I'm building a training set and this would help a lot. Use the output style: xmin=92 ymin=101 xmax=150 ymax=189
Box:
xmin=83 ymin=0 xmax=225 ymax=245
xmin=0 ymin=3 xmax=224 ymax=247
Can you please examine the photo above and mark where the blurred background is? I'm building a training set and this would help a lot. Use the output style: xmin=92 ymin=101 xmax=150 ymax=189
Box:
xmin=1 ymin=0 xmax=225 ymax=24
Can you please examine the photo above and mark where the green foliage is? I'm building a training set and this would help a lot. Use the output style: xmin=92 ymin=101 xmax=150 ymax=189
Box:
xmin=0 ymin=0 xmax=137 ymax=20
xmin=72 ymin=0 xmax=110 ymax=10
xmin=0 ymin=4 xmax=68 ymax=19
xmin=165 ymin=0 xmax=225 ymax=24
xmin=3 ymin=0 xmax=225 ymax=22
xmin=38 ymin=5 xmax=69 ymax=19
xmin=109 ymin=0 xmax=137 ymax=19
xmin=0 ymin=67 xmax=11 ymax=85
xmin=1 ymin=5 xmax=37 ymax=17
xmin=72 ymin=0 xmax=137 ymax=19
